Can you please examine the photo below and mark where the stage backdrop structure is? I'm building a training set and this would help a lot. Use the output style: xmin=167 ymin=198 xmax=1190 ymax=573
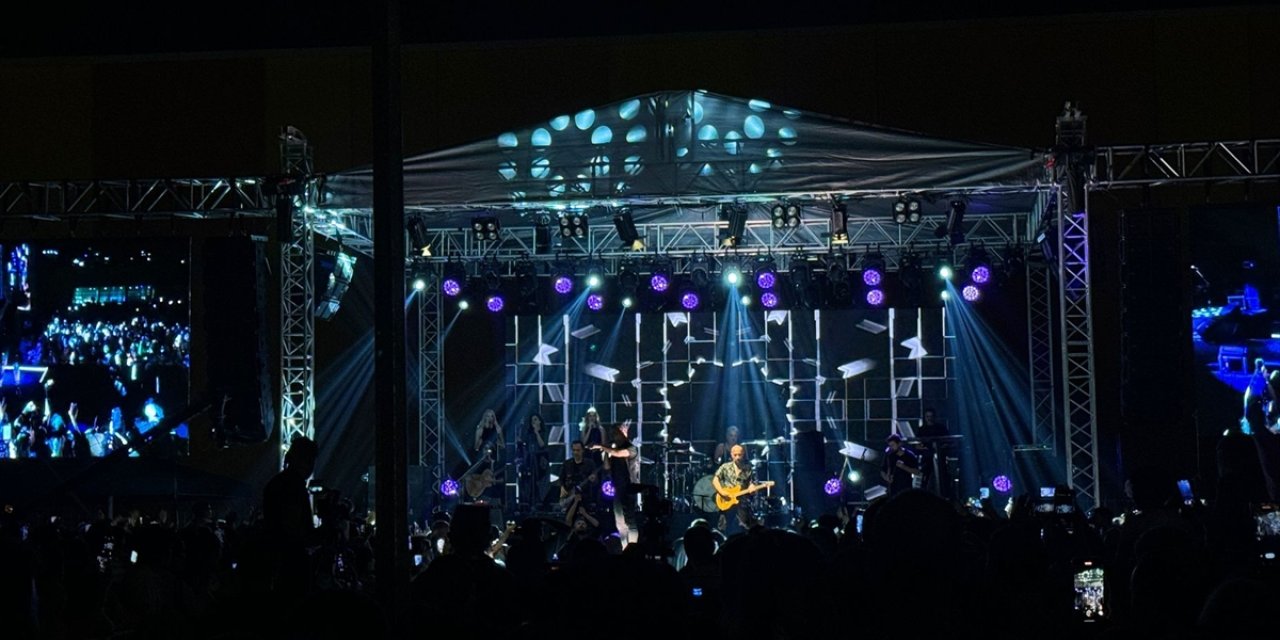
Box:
xmin=323 ymin=90 xmax=1072 ymax=506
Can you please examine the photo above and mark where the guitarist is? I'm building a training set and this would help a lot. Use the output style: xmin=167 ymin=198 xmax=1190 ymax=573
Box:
xmin=712 ymin=444 xmax=762 ymax=534
xmin=559 ymin=441 xmax=599 ymax=509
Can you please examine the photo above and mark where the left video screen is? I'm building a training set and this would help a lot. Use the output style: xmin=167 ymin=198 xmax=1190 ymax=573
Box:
xmin=0 ymin=239 xmax=190 ymax=459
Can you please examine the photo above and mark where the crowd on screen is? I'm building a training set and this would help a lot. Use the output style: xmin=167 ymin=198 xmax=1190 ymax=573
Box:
xmin=3 ymin=431 xmax=1280 ymax=639
xmin=38 ymin=316 xmax=190 ymax=368
xmin=1 ymin=399 xmax=181 ymax=459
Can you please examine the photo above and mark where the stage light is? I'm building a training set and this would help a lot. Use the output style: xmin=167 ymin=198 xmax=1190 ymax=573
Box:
xmin=554 ymin=275 xmax=573 ymax=295
xmin=740 ymin=295 xmax=752 ymax=306
xmin=992 ymin=475 xmax=1013 ymax=494
xmin=515 ymin=260 xmax=538 ymax=303
xmin=719 ymin=203 xmax=748 ymax=248
xmin=754 ymin=257 xmax=777 ymax=290
xmin=826 ymin=253 xmax=850 ymax=302
xmin=144 ymin=401 xmax=162 ymax=422
xmin=940 ymin=290 xmax=950 ymax=301
xmin=1002 ymin=243 xmax=1026 ymax=282
xmin=689 ymin=254 xmax=714 ymax=288
xmin=486 ymin=294 xmax=505 ymax=312
xmin=559 ymin=211 xmax=589 ymax=238
xmin=824 ymin=477 xmax=842 ymax=496
xmin=442 ymin=261 xmax=467 ymax=297
xmin=471 ymin=216 xmax=501 ymax=242
xmin=680 ymin=289 xmax=701 ymax=310
xmin=771 ymin=203 xmax=787 ymax=229
xmin=968 ymin=245 xmax=992 ymax=284
xmin=458 ymin=299 xmax=470 ymax=310
xmin=613 ymin=207 xmax=645 ymax=250
xmin=862 ymin=252 xmax=885 ymax=286
xmin=830 ymin=201 xmax=849 ymax=244
xmin=937 ymin=258 xmax=953 ymax=281
xmin=790 ymin=257 xmax=814 ymax=308
xmin=971 ymin=265 xmax=991 ymax=284
xmin=622 ymin=296 xmax=634 ymax=308
xmin=723 ymin=264 xmax=742 ymax=287
xmin=601 ymin=480 xmax=616 ymax=498
xmin=440 ymin=478 xmax=460 ymax=497
xmin=413 ymin=278 xmax=426 ymax=291
xmin=936 ymin=199 xmax=966 ymax=244
xmin=866 ymin=289 xmax=885 ymax=306
xmin=407 ymin=217 xmax=432 ymax=257
xmin=899 ymin=252 xmax=922 ymax=294
xmin=586 ymin=262 xmax=604 ymax=289
xmin=962 ymin=285 xmax=981 ymax=302
xmin=480 ymin=259 xmax=503 ymax=291
xmin=847 ymin=470 xmax=861 ymax=484
xmin=770 ymin=202 xmax=802 ymax=229
xmin=893 ymin=198 xmax=922 ymax=224
xmin=587 ymin=293 xmax=604 ymax=311
xmin=650 ymin=273 xmax=669 ymax=292
xmin=761 ymin=292 xmax=779 ymax=308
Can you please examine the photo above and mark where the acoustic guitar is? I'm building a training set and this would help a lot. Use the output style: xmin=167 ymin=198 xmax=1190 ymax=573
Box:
xmin=715 ymin=480 xmax=775 ymax=511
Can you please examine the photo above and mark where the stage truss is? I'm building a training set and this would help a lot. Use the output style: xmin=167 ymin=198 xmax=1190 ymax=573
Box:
xmin=4 ymin=126 xmax=1277 ymax=508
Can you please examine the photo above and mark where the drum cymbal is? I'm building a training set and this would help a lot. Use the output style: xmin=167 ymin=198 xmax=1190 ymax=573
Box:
xmin=742 ymin=438 xmax=785 ymax=446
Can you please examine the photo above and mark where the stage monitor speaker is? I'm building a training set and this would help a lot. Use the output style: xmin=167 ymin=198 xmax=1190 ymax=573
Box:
xmin=204 ymin=237 xmax=274 ymax=446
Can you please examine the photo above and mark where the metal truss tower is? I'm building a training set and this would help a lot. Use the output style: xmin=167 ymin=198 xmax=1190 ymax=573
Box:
xmin=417 ymin=279 xmax=445 ymax=483
xmin=279 ymin=126 xmax=316 ymax=460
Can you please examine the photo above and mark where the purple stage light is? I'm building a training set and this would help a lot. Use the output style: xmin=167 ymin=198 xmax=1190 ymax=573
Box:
xmin=486 ymin=295 xmax=505 ymax=312
xmin=962 ymin=285 xmax=981 ymax=302
xmin=971 ymin=265 xmax=991 ymax=284
xmin=554 ymin=276 xmax=573 ymax=294
xmin=866 ymin=289 xmax=885 ymax=306
xmin=601 ymin=480 xmax=616 ymax=498
xmin=761 ymin=292 xmax=779 ymax=308
xmin=440 ymin=478 xmax=460 ymax=497
xmin=680 ymin=291 xmax=701 ymax=310
xmin=650 ymin=274 xmax=670 ymax=292
xmin=863 ymin=269 xmax=882 ymax=287
xmin=992 ymin=475 xmax=1013 ymax=493
xmin=587 ymin=294 xmax=604 ymax=310
xmin=756 ymin=271 xmax=776 ymax=290
xmin=823 ymin=477 xmax=842 ymax=496
xmin=442 ymin=278 xmax=462 ymax=297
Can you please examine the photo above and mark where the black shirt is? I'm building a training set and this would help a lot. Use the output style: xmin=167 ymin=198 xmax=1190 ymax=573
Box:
xmin=883 ymin=447 xmax=920 ymax=494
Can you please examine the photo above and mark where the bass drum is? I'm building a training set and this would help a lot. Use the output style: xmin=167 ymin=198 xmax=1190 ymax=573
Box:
xmin=692 ymin=475 xmax=718 ymax=513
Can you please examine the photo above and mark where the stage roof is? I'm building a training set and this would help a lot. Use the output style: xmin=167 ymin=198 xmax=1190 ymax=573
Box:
xmin=322 ymin=90 xmax=1048 ymax=236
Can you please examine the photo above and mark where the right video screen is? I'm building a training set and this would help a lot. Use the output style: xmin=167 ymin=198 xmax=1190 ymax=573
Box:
xmin=1190 ymin=205 xmax=1280 ymax=439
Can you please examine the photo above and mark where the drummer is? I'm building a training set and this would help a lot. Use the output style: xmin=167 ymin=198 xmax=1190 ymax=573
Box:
xmin=712 ymin=426 xmax=741 ymax=465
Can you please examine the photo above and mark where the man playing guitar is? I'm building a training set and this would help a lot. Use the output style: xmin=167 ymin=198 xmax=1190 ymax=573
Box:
xmin=881 ymin=434 xmax=923 ymax=497
xmin=712 ymin=444 xmax=773 ymax=535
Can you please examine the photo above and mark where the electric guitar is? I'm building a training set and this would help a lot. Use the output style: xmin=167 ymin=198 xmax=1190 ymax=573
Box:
xmin=715 ymin=480 xmax=775 ymax=511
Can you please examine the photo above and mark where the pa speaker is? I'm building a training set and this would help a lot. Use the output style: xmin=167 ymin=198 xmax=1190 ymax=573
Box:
xmin=204 ymin=237 xmax=274 ymax=445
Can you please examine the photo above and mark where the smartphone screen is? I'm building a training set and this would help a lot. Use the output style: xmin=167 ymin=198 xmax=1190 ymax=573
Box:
xmin=855 ymin=513 xmax=864 ymax=535
xmin=1040 ymin=487 xmax=1056 ymax=499
xmin=1073 ymin=562 xmax=1106 ymax=620
xmin=1177 ymin=479 xmax=1193 ymax=504
xmin=979 ymin=487 xmax=991 ymax=500
xmin=413 ymin=554 xmax=424 ymax=567
xmin=1256 ymin=504 xmax=1280 ymax=540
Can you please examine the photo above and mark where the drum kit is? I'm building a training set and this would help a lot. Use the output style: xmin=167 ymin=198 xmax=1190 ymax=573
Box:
xmin=662 ymin=438 xmax=788 ymax=516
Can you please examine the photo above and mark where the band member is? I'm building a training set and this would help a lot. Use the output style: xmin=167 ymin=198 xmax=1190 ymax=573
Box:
xmin=516 ymin=413 xmax=549 ymax=509
xmin=473 ymin=409 xmax=504 ymax=463
xmin=712 ymin=444 xmax=760 ymax=534
xmin=560 ymin=441 xmax=599 ymax=506
xmin=462 ymin=462 xmax=500 ymax=505
xmin=591 ymin=422 xmax=639 ymax=548
xmin=881 ymin=434 xmax=923 ymax=497
xmin=713 ymin=426 xmax=741 ymax=465
xmin=579 ymin=407 xmax=604 ymax=447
